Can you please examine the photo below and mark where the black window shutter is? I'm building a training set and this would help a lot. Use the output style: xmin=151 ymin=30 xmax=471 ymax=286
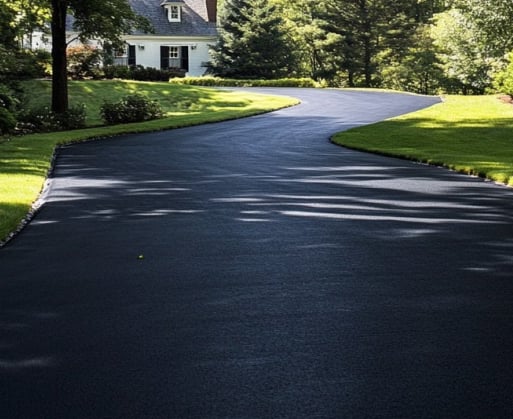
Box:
xmin=128 ymin=45 xmax=136 ymax=66
xmin=160 ymin=46 xmax=170 ymax=69
xmin=181 ymin=46 xmax=189 ymax=72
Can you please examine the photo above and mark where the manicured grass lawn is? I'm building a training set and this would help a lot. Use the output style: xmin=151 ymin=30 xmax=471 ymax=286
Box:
xmin=23 ymin=79 xmax=298 ymax=126
xmin=0 ymin=80 xmax=298 ymax=244
xmin=332 ymin=95 xmax=513 ymax=187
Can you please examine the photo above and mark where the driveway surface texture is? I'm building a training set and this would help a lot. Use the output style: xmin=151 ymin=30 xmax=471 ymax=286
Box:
xmin=2 ymin=89 xmax=513 ymax=418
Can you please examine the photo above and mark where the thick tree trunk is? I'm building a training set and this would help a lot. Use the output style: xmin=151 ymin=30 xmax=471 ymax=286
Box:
xmin=51 ymin=0 xmax=69 ymax=114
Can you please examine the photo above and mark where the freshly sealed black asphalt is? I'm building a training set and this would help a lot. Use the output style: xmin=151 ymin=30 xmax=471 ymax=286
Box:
xmin=2 ymin=89 xmax=513 ymax=418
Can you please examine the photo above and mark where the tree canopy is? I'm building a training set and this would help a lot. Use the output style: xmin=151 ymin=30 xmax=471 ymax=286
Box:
xmin=455 ymin=0 xmax=513 ymax=55
xmin=51 ymin=0 xmax=150 ymax=113
xmin=211 ymin=0 xmax=513 ymax=94
xmin=1 ymin=0 xmax=150 ymax=113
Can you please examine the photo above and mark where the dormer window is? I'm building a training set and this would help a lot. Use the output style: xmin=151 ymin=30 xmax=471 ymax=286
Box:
xmin=169 ymin=5 xmax=180 ymax=21
xmin=161 ymin=1 xmax=184 ymax=23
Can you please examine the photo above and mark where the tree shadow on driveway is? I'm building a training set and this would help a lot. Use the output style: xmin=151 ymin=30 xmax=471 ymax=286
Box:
xmin=2 ymin=92 xmax=513 ymax=418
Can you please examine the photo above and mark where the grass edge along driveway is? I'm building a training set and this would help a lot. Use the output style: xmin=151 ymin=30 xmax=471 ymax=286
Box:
xmin=332 ymin=94 xmax=513 ymax=188
xmin=0 ymin=86 xmax=298 ymax=245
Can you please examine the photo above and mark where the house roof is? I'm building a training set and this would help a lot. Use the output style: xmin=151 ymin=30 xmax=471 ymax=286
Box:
xmin=129 ymin=0 xmax=217 ymax=37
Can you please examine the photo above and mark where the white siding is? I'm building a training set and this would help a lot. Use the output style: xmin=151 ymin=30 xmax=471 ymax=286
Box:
xmin=124 ymin=36 xmax=215 ymax=77
xmin=27 ymin=32 xmax=216 ymax=77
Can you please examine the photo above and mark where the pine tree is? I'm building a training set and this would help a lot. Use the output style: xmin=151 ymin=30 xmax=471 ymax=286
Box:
xmin=321 ymin=0 xmax=419 ymax=87
xmin=209 ymin=0 xmax=293 ymax=79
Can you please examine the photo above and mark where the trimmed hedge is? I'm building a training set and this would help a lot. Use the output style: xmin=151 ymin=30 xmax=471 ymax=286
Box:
xmin=169 ymin=77 xmax=320 ymax=88
xmin=104 ymin=65 xmax=186 ymax=82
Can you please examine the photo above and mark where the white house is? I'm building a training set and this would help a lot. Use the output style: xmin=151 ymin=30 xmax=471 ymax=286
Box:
xmin=28 ymin=0 xmax=218 ymax=77
xmin=120 ymin=0 xmax=218 ymax=76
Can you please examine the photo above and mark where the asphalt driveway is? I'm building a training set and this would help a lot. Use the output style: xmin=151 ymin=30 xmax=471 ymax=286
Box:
xmin=1 ymin=89 xmax=513 ymax=418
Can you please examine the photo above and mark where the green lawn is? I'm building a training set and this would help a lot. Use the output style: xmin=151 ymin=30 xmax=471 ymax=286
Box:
xmin=332 ymin=95 xmax=513 ymax=187
xmin=0 ymin=80 xmax=298 ymax=244
xmin=23 ymin=79 xmax=298 ymax=126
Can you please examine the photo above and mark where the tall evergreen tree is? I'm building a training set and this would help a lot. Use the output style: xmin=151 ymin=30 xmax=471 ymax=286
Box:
xmin=209 ymin=0 xmax=293 ymax=79
xmin=272 ymin=0 xmax=337 ymax=81
xmin=320 ymin=0 xmax=418 ymax=87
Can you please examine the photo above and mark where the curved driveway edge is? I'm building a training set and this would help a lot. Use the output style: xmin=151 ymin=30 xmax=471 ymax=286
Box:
xmin=2 ymin=89 xmax=513 ymax=418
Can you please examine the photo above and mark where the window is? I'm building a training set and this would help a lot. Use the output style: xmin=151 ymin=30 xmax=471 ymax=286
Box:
xmin=169 ymin=46 xmax=180 ymax=67
xmin=170 ymin=5 xmax=179 ymax=20
xmin=169 ymin=46 xmax=179 ymax=58
xmin=113 ymin=45 xmax=135 ymax=66
xmin=161 ymin=1 xmax=184 ymax=23
xmin=113 ymin=48 xmax=126 ymax=66
xmin=160 ymin=46 xmax=189 ymax=72
xmin=165 ymin=4 xmax=181 ymax=22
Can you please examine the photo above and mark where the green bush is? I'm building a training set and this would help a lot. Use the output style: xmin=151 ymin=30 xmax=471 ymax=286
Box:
xmin=493 ymin=52 xmax=513 ymax=96
xmin=100 ymin=93 xmax=163 ymax=125
xmin=0 ymin=83 xmax=19 ymax=111
xmin=103 ymin=65 xmax=131 ymax=80
xmin=0 ymin=83 xmax=20 ymax=135
xmin=169 ymin=77 xmax=320 ymax=88
xmin=103 ymin=65 xmax=186 ymax=82
xmin=0 ymin=107 xmax=16 ymax=135
xmin=131 ymin=65 xmax=185 ymax=81
xmin=57 ymin=104 xmax=87 ymax=129
xmin=18 ymin=104 xmax=87 ymax=133
xmin=67 ymin=45 xmax=102 ymax=79
xmin=18 ymin=106 xmax=57 ymax=132
xmin=0 ymin=46 xmax=48 ymax=85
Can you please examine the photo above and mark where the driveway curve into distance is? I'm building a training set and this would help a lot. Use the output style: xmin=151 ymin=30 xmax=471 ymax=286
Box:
xmin=2 ymin=89 xmax=513 ymax=418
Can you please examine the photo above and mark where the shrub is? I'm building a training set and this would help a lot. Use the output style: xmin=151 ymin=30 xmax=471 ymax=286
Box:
xmin=18 ymin=106 xmax=57 ymax=132
xmin=0 ymin=107 xmax=16 ymax=135
xmin=57 ymin=104 xmax=87 ymax=129
xmin=0 ymin=83 xmax=19 ymax=111
xmin=0 ymin=83 xmax=20 ymax=135
xmin=67 ymin=45 xmax=102 ymax=80
xmin=18 ymin=104 xmax=87 ymax=133
xmin=493 ymin=52 xmax=513 ymax=96
xmin=103 ymin=65 xmax=186 ymax=81
xmin=103 ymin=65 xmax=131 ymax=80
xmin=130 ymin=65 xmax=185 ymax=81
xmin=169 ymin=77 xmax=320 ymax=88
xmin=0 ymin=46 xmax=48 ymax=85
xmin=32 ymin=49 xmax=52 ymax=77
xmin=100 ymin=94 xmax=163 ymax=125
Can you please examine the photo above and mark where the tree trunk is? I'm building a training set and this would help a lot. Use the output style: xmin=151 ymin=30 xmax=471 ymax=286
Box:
xmin=362 ymin=17 xmax=372 ymax=87
xmin=51 ymin=0 xmax=69 ymax=114
xmin=358 ymin=1 xmax=372 ymax=87
xmin=347 ymin=70 xmax=355 ymax=87
xmin=363 ymin=36 xmax=372 ymax=87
